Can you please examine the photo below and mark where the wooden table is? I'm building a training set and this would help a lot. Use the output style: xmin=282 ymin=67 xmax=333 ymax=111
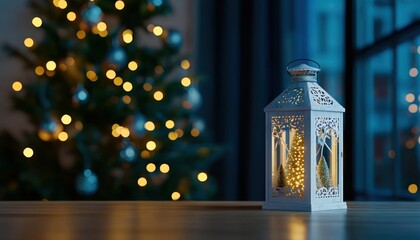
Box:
xmin=0 ymin=201 xmax=419 ymax=239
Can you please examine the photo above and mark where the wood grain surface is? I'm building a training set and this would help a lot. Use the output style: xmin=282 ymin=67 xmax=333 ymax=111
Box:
xmin=0 ymin=201 xmax=419 ymax=240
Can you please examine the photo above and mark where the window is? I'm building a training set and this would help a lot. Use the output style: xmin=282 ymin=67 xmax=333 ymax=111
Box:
xmin=354 ymin=0 xmax=420 ymax=199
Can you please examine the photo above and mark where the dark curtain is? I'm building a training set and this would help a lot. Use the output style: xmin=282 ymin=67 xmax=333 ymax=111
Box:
xmin=195 ymin=0 xmax=287 ymax=200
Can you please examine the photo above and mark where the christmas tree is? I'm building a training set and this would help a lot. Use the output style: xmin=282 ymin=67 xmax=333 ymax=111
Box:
xmin=276 ymin=164 xmax=287 ymax=188
xmin=316 ymin=156 xmax=332 ymax=189
xmin=2 ymin=0 xmax=220 ymax=200
xmin=285 ymin=133 xmax=304 ymax=195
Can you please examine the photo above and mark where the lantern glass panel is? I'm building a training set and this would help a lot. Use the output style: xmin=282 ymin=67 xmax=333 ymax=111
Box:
xmin=315 ymin=117 xmax=340 ymax=198
xmin=271 ymin=115 xmax=305 ymax=198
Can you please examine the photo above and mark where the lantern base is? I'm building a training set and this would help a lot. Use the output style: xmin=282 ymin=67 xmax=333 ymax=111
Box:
xmin=262 ymin=201 xmax=347 ymax=212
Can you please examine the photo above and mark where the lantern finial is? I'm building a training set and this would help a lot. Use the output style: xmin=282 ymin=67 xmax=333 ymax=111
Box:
xmin=287 ymin=59 xmax=320 ymax=82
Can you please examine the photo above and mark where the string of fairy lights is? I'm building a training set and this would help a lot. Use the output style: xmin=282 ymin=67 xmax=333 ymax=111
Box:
xmin=12 ymin=0 xmax=208 ymax=200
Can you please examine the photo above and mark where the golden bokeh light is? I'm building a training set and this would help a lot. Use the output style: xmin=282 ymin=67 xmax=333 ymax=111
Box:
xmin=58 ymin=132 xmax=69 ymax=141
xmin=181 ymin=77 xmax=191 ymax=87
xmin=12 ymin=81 xmax=23 ymax=92
xmin=23 ymin=147 xmax=34 ymax=158
xmin=408 ymin=184 xmax=418 ymax=194
xmin=146 ymin=163 xmax=156 ymax=173
xmin=144 ymin=121 xmax=155 ymax=131
xmin=146 ymin=141 xmax=156 ymax=151
xmin=165 ymin=120 xmax=175 ymax=129
xmin=120 ymin=127 xmax=130 ymax=138
xmin=46 ymin=61 xmax=57 ymax=71
xmin=181 ymin=60 xmax=190 ymax=70
xmin=137 ymin=177 xmax=147 ymax=187
xmin=160 ymin=163 xmax=170 ymax=173
xmin=122 ymin=82 xmax=133 ymax=92
xmin=96 ymin=21 xmax=107 ymax=32
xmin=191 ymin=128 xmax=200 ymax=137
xmin=171 ymin=192 xmax=181 ymax=201
xmin=113 ymin=77 xmax=123 ymax=86
xmin=32 ymin=17 xmax=42 ymax=27
xmin=128 ymin=61 xmax=138 ymax=71
xmin=61 ymin=114 xmax=72 ymax=125
xmin=112 ymin=123 xmax=119 ymax=130
xmin=116 ymin=126 xmax=124 ymax=134
xmin=197 ymin=172 xmax=208 ymax=182
xmin=153 ymin=91 xmax=164 ymax=101
xmin=122 ymin=95 xmax=131 ymax=104
xmin=168 ymin=132 xmax=178 ymax=141
xmin=153 ymin=26 xmax=163 ymax=36
xmin=53 ymin=0 xmax=60 ymax=7
xmin=122 ymin=29 xmax=133 ymax=43
xmin=143 ymin=83 xmax=152 ymax=91
xmin=106 ymin=69 xmax=116 ymax=79
xmin=86 ymin=70 xmax=98 ymax=81
xmin=175 ymin=129 xmax=184 ymax=138
xmin=99 ymin=30 xmax=108 ymax=37
xmin=77 ymin=30 xmax=86 ymax=39
xmin=57 ymin=0 xmax=67 ymax=9
xmin=35 ymin=66 xmax=45 ymax=76
xmin=111 ymin=130 xmax=119 ymax=138
xmin=24 ymin=38 xmax=34 ymax=48
xmin=67 ymin=12 xmax=76 ymax=21
xmin=115 ymin=0 xmax=125 ymax=10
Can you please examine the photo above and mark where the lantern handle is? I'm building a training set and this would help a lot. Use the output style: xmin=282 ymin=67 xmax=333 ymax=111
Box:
xmin=286 ymin=59 xmax=321 ymax=71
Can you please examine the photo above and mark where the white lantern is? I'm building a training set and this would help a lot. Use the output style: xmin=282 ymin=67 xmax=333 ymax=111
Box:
xmin=263 ymin=60 xmax=346 ymax=211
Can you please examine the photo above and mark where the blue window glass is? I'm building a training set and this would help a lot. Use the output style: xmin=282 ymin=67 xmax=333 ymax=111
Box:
xmin=354 ymin=0 xmax=420 ymax=200
xmin=396 ymin=1 xmax=420 ymax=30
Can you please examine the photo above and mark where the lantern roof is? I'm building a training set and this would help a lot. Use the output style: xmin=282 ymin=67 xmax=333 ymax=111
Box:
xmin=264 ymin=81 xmax=345 ymax=112
xmin=287 ymin=63 xmax=320 ymax=77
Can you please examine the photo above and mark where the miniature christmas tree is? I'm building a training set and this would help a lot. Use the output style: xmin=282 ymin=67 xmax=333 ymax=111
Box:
xmin=316 ymin=156 xmax=332 ymax=189
xmin=2 ymin=0 xmax=220 ymax=200
xmin=285 ymin=133 xmax=304 ymax=194
xmin=276 ymin=164 xmax=287 ymax=188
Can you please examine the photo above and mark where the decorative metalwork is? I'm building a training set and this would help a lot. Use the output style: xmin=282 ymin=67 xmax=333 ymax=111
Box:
xmin=310 ymin=87 xmax=333 ymax=105
xmin=315 ymin=186 xmax=339 ymax=198
xmin=315 ymin=117 xmax=340 ymax=198
xmin=315 ymin=117 xmax=339 ymax=138
xmin=272 ymin=115 xmax=304 ymax=135
xmin=278 ymin=87 xmax=304 ymax=106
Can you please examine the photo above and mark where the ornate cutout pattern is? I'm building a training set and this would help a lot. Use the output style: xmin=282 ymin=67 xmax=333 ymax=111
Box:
xmin=272 ymin=115 xmax=304 ymax=135
xmin=310 ymin=87 xmax=333 ymax=105
xmin=315 ymin=117 xmax=339 ymax=138
xmin=278 ymin=88 xmax=304 ymax=106
xmin=315 ymin=117 xmax=340 ymax=198
xmin=315 ymin=186 xmax=339 ymax=198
